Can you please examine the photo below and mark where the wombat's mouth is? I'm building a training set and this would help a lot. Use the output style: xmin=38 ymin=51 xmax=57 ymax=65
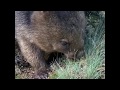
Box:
xmin=47 ymin=52 xmax=64 ymax=65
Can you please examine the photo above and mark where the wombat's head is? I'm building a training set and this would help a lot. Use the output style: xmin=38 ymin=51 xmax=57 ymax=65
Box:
xmin=32 ymin=11 xmax=86 ymax=60
xmin=49 ymin=11 xmax=86 ymax=60
xmin=52 ymin=36 xmax=85 ymax=60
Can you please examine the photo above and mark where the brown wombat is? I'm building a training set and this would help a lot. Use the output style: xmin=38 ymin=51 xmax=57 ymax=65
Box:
xmin=15 ymin=11 xmax=86 ymax=79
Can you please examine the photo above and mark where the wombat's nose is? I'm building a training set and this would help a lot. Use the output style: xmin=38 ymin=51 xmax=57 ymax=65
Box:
xmin=66 ymin=52 xmax=76 ymax=60
xmin=76 ymin=50 xmax=86 ymax=60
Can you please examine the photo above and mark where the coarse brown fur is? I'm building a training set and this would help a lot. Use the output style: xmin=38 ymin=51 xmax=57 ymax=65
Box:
xmin=15 ymin=11 xmax=86 ymax=79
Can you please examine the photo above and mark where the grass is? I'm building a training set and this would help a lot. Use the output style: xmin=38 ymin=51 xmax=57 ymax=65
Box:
xmin=48 ymin=12 xmax=105 ymax=79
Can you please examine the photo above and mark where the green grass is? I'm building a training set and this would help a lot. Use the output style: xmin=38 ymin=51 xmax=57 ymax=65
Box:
xmin=49 ymin=12 xmax=105 ymax=79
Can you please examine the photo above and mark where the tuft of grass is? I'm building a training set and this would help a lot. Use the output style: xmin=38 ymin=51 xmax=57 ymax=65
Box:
xmin=49 ymin=11 xmax=105 ymax=79
xmin=49 ymin=59 xmax=87 ymax=79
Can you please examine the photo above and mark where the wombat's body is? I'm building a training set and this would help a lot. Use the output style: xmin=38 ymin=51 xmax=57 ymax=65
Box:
xmin=15 ymin=11 xmax=86 ymax=78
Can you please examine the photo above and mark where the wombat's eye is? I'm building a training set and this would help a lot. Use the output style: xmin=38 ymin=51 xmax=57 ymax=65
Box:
xmin=60 ymin=41 xmax=69 ymax=46
xmin=60 ymin=39 xmax=69 ymax=47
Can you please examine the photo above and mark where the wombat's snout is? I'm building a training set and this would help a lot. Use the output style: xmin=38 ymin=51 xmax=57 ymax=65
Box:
xmin=65 ymin=50 xmax=85 ymax=60
xmin=76 ymin=50 xmax=85 ymax=60
xmin=65 ymin=52 xmax=76 ymax=60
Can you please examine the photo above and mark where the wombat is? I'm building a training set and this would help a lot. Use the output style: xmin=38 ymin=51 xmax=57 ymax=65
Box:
xmin=15 ymin=11 xmax=86 ymax=79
